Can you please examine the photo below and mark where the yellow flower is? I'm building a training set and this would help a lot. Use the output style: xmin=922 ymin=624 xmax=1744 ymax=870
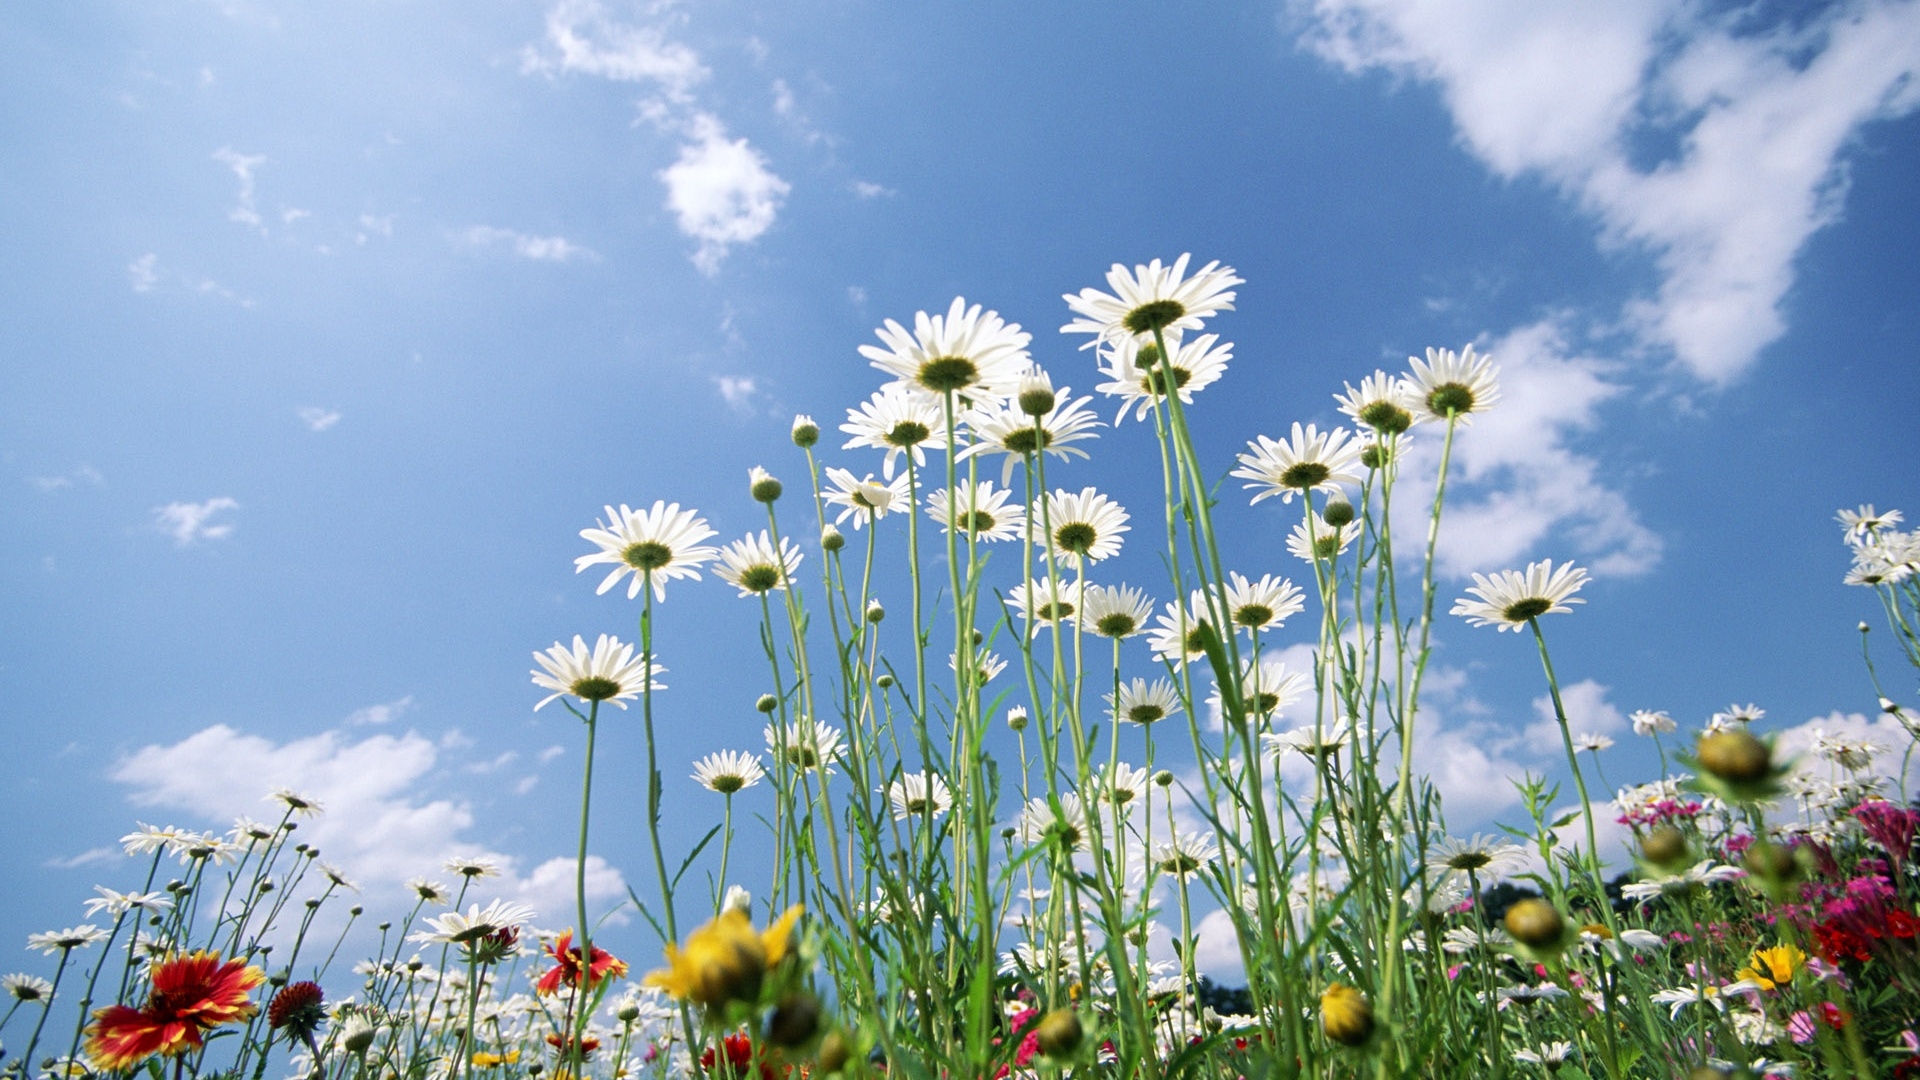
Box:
xmin=470 ymin=1051 xmax=520 ymax=1068
xmin=1737 ymin=942 xmax=1805 ymax=991
xmin=644 ymin=905 xmax=803 ymax=1007
xmin=1320 ymin=983 xmax=1374 ymax=1047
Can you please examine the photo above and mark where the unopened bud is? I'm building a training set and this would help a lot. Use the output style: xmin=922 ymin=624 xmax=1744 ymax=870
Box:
xmin=1006 ymin=706 xmax=1029 ymax=732
xmin=1017 ymin=372 xmax=1057 ymax=417
xmin=1033 ymin=1008 xmax=1082 ymax=1057
xmin=1639 ymin=825 xmax=1689 ymax=870
xmin=866 ymin=600 xmax=885 ymax=623
xmin=815 ymin=1031 xmax=852 ymax=1074
xmin=1318 ymin=984 xmax=1373 ymax=1047
xmin=1322 ymin=501 xmax=1355 ymax=528
xmin=1503 ymin=898 xmax=1566 ymax=950
xmin=756 ymin=693 xmax=779 ymax=714
xmin=749 ymin=467 xmax=783 ymax=503
xmin=791 ymin=415 xmax=819 ymax=448
xmin=766 ymin=994 xmax=822 ymax=1048
xmin=821 ymin=526 xmax=845 ymax=553
xmin=1698 ymin=730 xmax=1771 ymax=783
xmin=875 ymin=673 xmax=895 ymax=689
xmin=1153 ymin=770 xmax=1175 ymax=788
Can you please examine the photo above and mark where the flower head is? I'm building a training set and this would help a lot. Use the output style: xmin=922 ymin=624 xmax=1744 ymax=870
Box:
xmin=822 ymin=468 xmax=912 ymax=529
xmin=266 ymin=981 xmax=326 ymax=1044
xmin=1630 ymin=709 xmax=1676 ymax=736
xmin=692 ymin=750 xmax=765 ymax=795
xmin=926 ymin=480 xmax=1025 ymax=542
xmin=1015 ymin=795 xmax=1090 ymax=852
xmin=536 ymin=931 xmax=629 ymax=996
xmin=4 ymin=973 xmax=53 ymax=1002
xmin=1061 ymin=254 xmax=1242 ymax=345
xmin=1405 ymin=345 xmax=1501 ymax=423
xmin=1006 ymin=576 xmax=1081 ymax=637
xmin=885 ymin=772 xmax=954 ymax=820
xmin=1334 ymin=371 xmax=1416 ymax=435
xmin=1210 ymin=658 xmax=1308 ymax=719
xmin=1111 ymin=677 xmax=1182 ymax=726
xmin=531 ymin=634 xmax=663 ymax=710
xmin=1427 ymin=834 xmax=1528 ymax=885
xmin=1451 ymin=559 xmax=1589 ymax=631
xmin=713 ymin=532 xmax=803 ymax=597
xmin=1233 ymin=423 xmax=1363 ymax=504
xmin=1154 ymin=832 xmax=1218 ymax=879
xmin=1837 ymin=504 xmax=1902 ymax=542
xmin=409 ymin=899 xmax=537 ymax=948
xmin=1080 ymin=583 xmax=1154 ymax=639
xmin=84 ymin=951 xmax=266 ymax=1070
xmin=1094 ymin=333 xmax=1232 ymax=422
xmin=764 ymin=719 xmax=845 ymax=773
xmin=861 ymin=297 xmax=1032 ymax=404
xmin=1146 ymin=591 xmax=1220 ymax=662
xmin=1737 ymin=942 xmax=1805 ymax=991
xmin=1286 ymin=519 xmax=1361 ymax=563
xmin=840 ymin=386 xmax=949 ymax=478
xmin=1223 ymin=571 xmax=1305 ymax=635
xmin=27 ymin=926 xmax=108 ymax=954
xmin=1033 ymin=487 xmax=1129 ymax=568
xmin=575 ymin=502 xmax=718 ymax=602
xmin=959 ymin=388 xmax=1102 ymax=485
xmin=644 ymin=905 xmax=803 ymax=1008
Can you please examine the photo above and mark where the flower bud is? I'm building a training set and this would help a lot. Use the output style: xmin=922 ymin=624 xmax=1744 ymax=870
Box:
xmin=1322 ymin=501 xmax=1356 ymax=528
xmin=350 ymin=906 xmax=364 ymax=917
xmin=1503 ymin=898 xmax=1566 ymax=950
xmin=1697 ymin=730 xmax=1771 ymax=783
xmin=766 ymin=994 xmax=822 ymax=1048
xmin=756 ymin=693 xmax=779 ymax=714
xmin=1319 ymin=983 xmax=1373 ymax=1047
xmin=815 ymin=1031 xmax=852 ymax=1074
xmin=1017 ymin=372 xmax=1057 ymax=417
xmin=1638 ymin=825 xmax=1689 ymax=870
xmin=1006 ymin=706 xmax=1029 ymax=732
xmin=865 ymin=600 xmax=886 ymax=623
xmin=1153 ymin=770 xmax=1175 ymax=788
xmin=791 ymin=415 xmax=819 ymax=448
xmin=1359 ymin=443 xmax=1389 ymax=470
xmin=1033 ymin=1008 xmax=1082 ymax=1057
xmin=342 ymin=1019 xmax=378 ymax=1055
xmin=820 ymin=526 xmax=845 ymax=553
xmin=617 ymin=1002 xmax=641 ymax=1022
xmin=875 ymin=673 xmax=895 ymax=689
xmin=1743 ymin=839 xmax=1800 ymax=889
xmin=749 ymin=467 xmax=783 ymax=504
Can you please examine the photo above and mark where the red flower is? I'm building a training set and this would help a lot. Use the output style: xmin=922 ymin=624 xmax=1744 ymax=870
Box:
xmin=536 ymin=931 xmax=629 ymax=996
xmin=85 ymin=951 xmax=266 ymax=1069
xmin=1820 ymin=1002 xmax=1850 ymax=1029
xmin=544 ymin=1032 xmax=602 ymax=1059
xmin=699 ymin=1032 xmax=784 ymax=1080
xmin=267 ymin=981 xmax=327 ymax=1044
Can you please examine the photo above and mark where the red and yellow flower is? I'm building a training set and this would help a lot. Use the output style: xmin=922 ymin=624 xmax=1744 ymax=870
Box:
xmin=85 ymin=951 xmax=266 ymax=1069
xmin=536 ymin=931 xmax=629 ymax=996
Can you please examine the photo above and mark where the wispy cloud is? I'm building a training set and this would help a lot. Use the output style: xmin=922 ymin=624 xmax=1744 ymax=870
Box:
xmin=345 ymin=694 xmax=414 ymax=726
xmin=850 ymin=180 xmax=894 ymax=199
xmin=525 ymin=0 xmax=789 ymax=273
xmin=297 ymin=406 xmax=342 ymax=432
xmin=459 ymin=225 xmax=593 ymax=262
xmin=29 ymin=464 xmax=104 ymax=493
xmin=212 ymin=146 xmax=266 ymax=230
xmin=46 ymin=846 xmax=119 ymax=870
xmin=1297 ymin=0 xmax=1920 ymax=382
xmin=153 ymin=497 xmax=239 ymax=546
xmin=714 ymin=375 xmax=758 ymax=411
xmin=128 ymin=253 xmax=159 ymax=293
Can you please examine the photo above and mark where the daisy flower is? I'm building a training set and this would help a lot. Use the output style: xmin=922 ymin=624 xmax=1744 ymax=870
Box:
xmin=1710 ymin=702 xmax=1765 ymax=726
xmin=821 ymin=468 xmax=913 ymax=529
xmin=840 ymin=385 xmax=948 ymax=478
xmin=1223 ymin=571 xmax=1305 ymax=634
xmin=270 ymin=788 xmax=324 ymax=817
xmin=1286 ymin=519 xmax=1362 ymax=563
xmin=1061 ymin=254 xmax=1243 ymax=345
xmin=860 ymin=296 xmax=1032 ymax=405
xmin=925 ymin=480 xmax=1024 ymax=542
xmin=444 ymin=856 xmax=502 ymax=879
xmin=83 ymin=888 xmax=173 ymax=918
xmin=1154 ymin=832 xmax=1219 ymax=879
xmin=1426 ymin=834 xmax=1528 ymax=884
xmin=1512 ymin=1042 xmax=1575 ymax=1068
xmin=1094 ymin=333 xmax=1232 ymax=422
xmin=712 ymin=532 xmax=803 ymax=597
xmin=531 ymin=634 xmax=663 ymax=710
xmin=1333 ymin=371 xmax=1415 ymax=435
xmin=405 ymin=878 xmax=450 ymax=904
xmin=1210 ymin=658 xmax=1309 ymax=719
xmin=1080 ymin=583 xmax=1154 ymax=639
xmin=1098 ymin=762 xmax=1151 ymax=811
xmin=1574 ymin=732 xmax=1615 ymax=753
xmin=1263 ymin=724 xmax=1349 ymax=760
xmin=575 ymin=502 xmax=718 ymax=602
xmin=27 ymin=926 xmax=108 ymax=954
xmin=1649 ymin=979 xmax=1761 ymax=1020
xmin=691 ymin=751 xmax=765 ymax=794
xmin=1620 ymin=859 xmax=1744 ymax=902
xmin=765 ymin=719 xmax=845 ymax=773
xmin=409 ymin=899 xmax=538 ymax=946
xmin=1837 ymin=504 xmax=1902 ymax=542
xmin=1111 ymin=677 xmax=1182 ymax=725
xmin=1032 ymin=486 xmax=1129 ymax=567
xmin=1630 ymin=709 xmax=1676 ymax=736
xmin=1405 ymin=344 xmax=1501 ymax=424
xmin=885 ymin=772 xmax=953 ymax=820
xmin=1233 ymin=423 xmax=1364 ymax=504
xmin=1146 ymin=591 xmax=1219 ymax=662
xmin=1014 ymin=794 xmax=1090 ymax=852
xmin=4 ymin=973 xmax=53 ymax=1001
xmin=951 ymin=646 xmax=1008 ymax=684
xmin=1451 ymin=559 xmax=1589 ymax=631
xmin=1006 ymin=576 xmax=1081 ymax=637
xmin=119 ymin=823 xmax=196 ymax=857
xmin=959 ymin=388 xmax=1103 ymax=485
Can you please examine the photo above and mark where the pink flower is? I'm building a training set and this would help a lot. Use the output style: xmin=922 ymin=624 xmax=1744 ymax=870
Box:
xmin=1788 ymin=1011 xmax=1817 ymax=1044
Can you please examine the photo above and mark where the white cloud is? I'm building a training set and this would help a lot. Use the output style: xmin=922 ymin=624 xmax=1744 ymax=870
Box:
xmin=523 ymin=0 xmax=708 ymax=100
xmin=110 ymin=723 xmax=629 ymax=921
xmin=1394 ymin=319 xmax=1663 ymax=576
xmin=356 ymin=214 xmax=394 ymax=246
xmin=1775 ymin=709 xmax=1920 ymax=792
xmin=46 ymin=846 xmax=119 ymax=870
xmin=297 ymin=406 xmax=342 ymax=432
xmin=128 ymin=253 xmax=158 ymax=293
xmin=850 ymin=180 xmax=895 ymax=199
xmin=847 ymin=285 xmax=867 ymax=307
xmin=539 ymin=744 xmax=566 ymax=763
xmin=460 ymin=226 xmax=593 ymax=263
xmin=714 ymin=375 xmax=757 ymax=410
xmin=1297 ymin=0 xmax=1920 ymax=382
xmin=212 ymin=146 xmax=266 ymax=229
xmin=153 ymin=497 xmax=238 ymax=546
xmin=29 ymin=464 xmax=104 ymax=493
xmin=659 ymin=114 xmax=791 ymax=274
xmin=1525 ymin=677 xmax=1627 ymax=755
xmin=346 ymin=694 xmax=414 ymax=726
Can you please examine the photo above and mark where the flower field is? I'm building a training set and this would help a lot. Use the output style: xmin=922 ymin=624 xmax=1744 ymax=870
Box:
xmin=5 ymin=257 xmax=1918 ymax=1080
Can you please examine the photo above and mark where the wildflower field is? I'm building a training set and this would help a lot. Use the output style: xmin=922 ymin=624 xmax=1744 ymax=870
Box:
xmin=5 ymin=257 xmax=1918 ymax=1080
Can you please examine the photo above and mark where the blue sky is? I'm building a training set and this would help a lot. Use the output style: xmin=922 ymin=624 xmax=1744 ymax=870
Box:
xmin=4 ymin=0 xmax=1919 ymax=981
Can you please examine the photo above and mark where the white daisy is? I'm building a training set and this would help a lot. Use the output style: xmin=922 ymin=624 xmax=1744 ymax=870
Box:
xmin=925 ymin=480 xmax=1025 ymax=542
xmin=25 ymin=926 xmax=107 ymax=954
xmin=840 ymin=385 xmax=948 ymax=478
xmin=1223 ymin=571 xmax=1305 ymax=635
xmin=1630 ymin=709 xmax=1676 ymax=736
xmin=764 ymin=718 xmax=845 ymax=773
xmin=1006 ymin=575 xmax=1081 ymax=637
xmin=1061 ymin=254 xmax=1242 ymax=346
xmin=444 ymin=855 xmax=502 ymax=879
xmin=1154 ymin=832 xmax=1219 ymax=879
xmin=822 ymin=468 xmax=913 ymax=529
xmin=1512 ymin=1042 xmax=1575 ymax=1068
xmin=1710 ymin=702 xmax=1765 ymax=726
xmin=950 ymin=646 xmax=1007 ymax=684
xmin=959 ymin=388 xmax=1103 ymax=485
xmin=1079 ymin=583 xmax=1154 ymax=639
xmin=1094 ymin=332 xmax=1232 ymax=423
xmin=1333 ymin=371 xmax=1415 ymax=435
xmin=1014 ymin=794 xmax=1090 ymax=852
xmin=1210 ymin=658 xmax=1308 ymax=719
xmin=859 ymin=296 xmax=1032 ymax=405
xmin=1146 ymin=591 xmax=1219 ymax=662
xmin=1110 ymin=677 xmax=1182 ymax=726
xmin=1425 ymin=834 xmax=1528 ymax=884
xmin=531 ymin=634 xmax=663 ymax=710
xmin=3 ymin=973 xmax=53 ymax=1002
xmin=575 ymin=502 xmax=718 ymax=602
xmin=1405 ymin=344 xmax=1501 ymax=424
xmin=1098 ymin=763 xmax=1151 ymax=811
xmin=1032 ymin=487 xmax=1129 ymax=567
xmin=712 ymin=532 xmax=803 ymax=597
xmin=405 ymin=878 xmax=450 ymax=904
xmin=1262 ymin=724 xmax=1349 ymax=760
xmin=1620 ymin=859 xmax=1744 ymax=902
xmin=1574 ymin=732 xmax=1615 ymax=753
xmin=82 ymin=888 xmax=173 ymax=918
xmin=1451 ymin=559 xmax=1589 ymax=631
xmin=692 ymin=750 xmax=765 ymax=794
xmin=1837 ymin=504 xmax=1902 ymax=542
xmin=119 ymin=823 xmax=196 ymax=857
xmin=1286 ymin=519 xmax=1361 ymax=563
xmin=885 ymin=772 xmax=954 ymax=820
xmin=408 ymin=899 xmax=537 ymax=946
xmin=1648 ymin=979 xmax=1761 ymax=1020
xmin=1232 ymin=423 xmax=1364 ymax=504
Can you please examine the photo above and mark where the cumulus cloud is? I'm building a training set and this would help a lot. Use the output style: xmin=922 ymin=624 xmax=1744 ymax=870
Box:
xmin=659 ymin=115 xmax=791 ymax=274
xmin=212 ymin=146 xmax=266 ymax=229
xmin=1775 ymin=709 xmax=1920 ymax=792
xmin=297 ymin=406 xmax=342 ymax=432
xmin=460 ymin=226 xmax=593 ymax=262
xmin=109 ymin=723 xmax=628 ymax=921
xmin=153 ymin=497 xmax=238 ymax=546
xmin=714 ymin=375 xmax=757 ymax=410
xmin=1524 ymin=677 xmax=1627 ymax=755
xmin=1297 ymin=0 xmax=1920 ymax=382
